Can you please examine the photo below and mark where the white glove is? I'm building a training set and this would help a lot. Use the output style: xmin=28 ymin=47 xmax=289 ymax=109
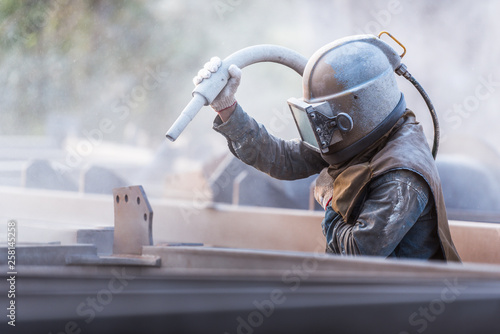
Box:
xmin=314 ymin=168 xmax=334 ymax=210
xmin=193 ymin=57 xmax=242 ymax=112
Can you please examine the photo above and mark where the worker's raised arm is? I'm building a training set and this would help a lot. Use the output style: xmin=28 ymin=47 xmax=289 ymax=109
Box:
xmin=193 ymin=57 xmax=328 ymax=180
xmin=213 ymin=103 xmax=328 ymax=180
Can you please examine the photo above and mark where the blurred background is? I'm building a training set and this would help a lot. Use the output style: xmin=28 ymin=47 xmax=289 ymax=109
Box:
xmin=1 ymin=0 xmax=500 ymax=215
xmin=2 ymin=4 xmax=500 ymax=332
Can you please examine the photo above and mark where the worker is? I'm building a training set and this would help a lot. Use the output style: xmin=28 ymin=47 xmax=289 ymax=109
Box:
xmin=193 ymin=35 xmax=460 ymax=262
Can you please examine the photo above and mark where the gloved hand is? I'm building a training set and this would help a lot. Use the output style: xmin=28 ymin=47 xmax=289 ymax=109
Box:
xmin=314 ymin=168 xmax=334 ymax=210
xmin=193 ymin=57 xmax=242 ymax=113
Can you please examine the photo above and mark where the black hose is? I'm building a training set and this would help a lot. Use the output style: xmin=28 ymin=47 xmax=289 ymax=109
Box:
xmin=405 ymin=75 xmax=440 ymax=159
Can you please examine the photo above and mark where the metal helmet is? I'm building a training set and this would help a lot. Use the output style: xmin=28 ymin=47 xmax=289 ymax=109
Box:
xmin=288 ymin=34 xmax=407 ymax=165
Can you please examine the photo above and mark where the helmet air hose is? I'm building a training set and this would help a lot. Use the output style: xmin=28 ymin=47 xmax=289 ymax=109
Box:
xmin=379 ymin=31 xmax=440 ymax=159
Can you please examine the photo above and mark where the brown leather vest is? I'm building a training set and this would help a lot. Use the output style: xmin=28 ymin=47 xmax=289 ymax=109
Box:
xmin=329 ymin=112 xmax=461 ymax=262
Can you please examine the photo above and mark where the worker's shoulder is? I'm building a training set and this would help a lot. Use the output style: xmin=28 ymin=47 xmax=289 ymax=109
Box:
xmin=371 ymin=168 xmax=431 ymax=198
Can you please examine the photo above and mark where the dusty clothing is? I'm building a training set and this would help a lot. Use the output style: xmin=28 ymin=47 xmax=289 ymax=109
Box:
xmin=323 ymin=168 xmax=441 ymax=258
xmin=213 ymin=105 xmax=328 ymax=179
xmin=213 ymin=104 xmax=461 ymax=262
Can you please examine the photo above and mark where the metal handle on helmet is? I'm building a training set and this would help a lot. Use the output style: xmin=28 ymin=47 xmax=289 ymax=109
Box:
xmin=165 ymin=45 xmax=308 ymax=141
xmin=378 ymin=31 xmax=407 ymax=58
xmin=336 ymin=113 xmax=354 ymax=133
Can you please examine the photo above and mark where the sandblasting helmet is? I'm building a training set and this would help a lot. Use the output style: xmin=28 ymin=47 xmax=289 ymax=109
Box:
xmin=288 ymin=34 xmax=407 ymax=165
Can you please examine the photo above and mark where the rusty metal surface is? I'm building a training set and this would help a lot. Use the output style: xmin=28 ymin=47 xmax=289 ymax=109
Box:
xmin=112 ymin=185 xmax=153 ymax=255
xmin=3 ymin=249 xmax=500 ymax=334
xmin=141 ymin=245 xmax=500 ymax=280
xmin=449 ymin=220 xmax=500 ymax=264
xmin=2 ymin=185 xmax=500 ymax=264
xmin=2 ymin=180 xmax=500 ymax=333
xmin=3 ymin=268 xmax=500 ymax=334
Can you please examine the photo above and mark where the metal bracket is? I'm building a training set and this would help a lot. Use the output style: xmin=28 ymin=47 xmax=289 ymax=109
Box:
xmin=307 ymin=109 xmax=352 ymax=151
xmin=113 ymin=185 xmax=153 ymax=255
xmin=67 ymin=185 xmax=160 ymax=266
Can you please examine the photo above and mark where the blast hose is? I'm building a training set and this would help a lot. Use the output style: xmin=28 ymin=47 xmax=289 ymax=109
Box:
xmin=165 ymin=45 xmax=308 ymax=141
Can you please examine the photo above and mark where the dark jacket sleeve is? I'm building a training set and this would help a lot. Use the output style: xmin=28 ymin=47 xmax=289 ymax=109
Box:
xmin=322 ymin=169 xmax=435 ymax=258
xmin=213 ymin=104 xmax=328 ymax=180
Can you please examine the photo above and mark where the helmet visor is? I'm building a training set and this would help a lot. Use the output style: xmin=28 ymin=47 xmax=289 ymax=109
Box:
xmin=288 ymin=98 xmax=321 ymax=151
xmin=288 ymin=97 xmax=351 ymax=154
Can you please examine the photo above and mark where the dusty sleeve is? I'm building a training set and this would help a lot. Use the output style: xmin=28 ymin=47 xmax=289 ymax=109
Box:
xmin=322 ymin=170 xmax=431 ymax=257
xmin=213 ymin=104 xmax=328 ymax=180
